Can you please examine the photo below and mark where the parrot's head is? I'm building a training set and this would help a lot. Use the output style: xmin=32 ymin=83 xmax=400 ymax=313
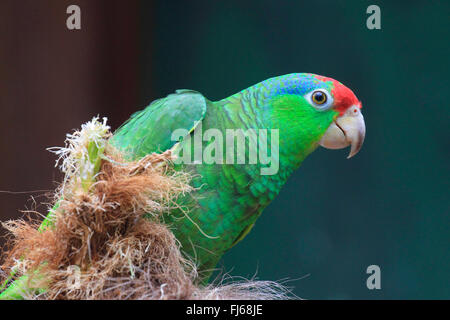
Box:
xmin=311 ymin=74 xmax=365 ymax=158
xmin=265 ymin=73 xmax=365 ymax=160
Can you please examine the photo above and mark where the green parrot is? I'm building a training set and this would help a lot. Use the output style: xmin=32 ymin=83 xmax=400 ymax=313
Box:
xmin=0 ymin=73 xmax=365 ymax=298
xmin=109 ymin=72 xmax=365 ymax=278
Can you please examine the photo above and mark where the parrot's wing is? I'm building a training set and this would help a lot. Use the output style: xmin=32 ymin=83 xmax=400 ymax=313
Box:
xmin=110 ymin=89 xmax=207 ymax=158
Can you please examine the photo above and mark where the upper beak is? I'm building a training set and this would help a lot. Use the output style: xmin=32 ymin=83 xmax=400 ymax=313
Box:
xmin=319 ymin=106 xmax=366 ymax=158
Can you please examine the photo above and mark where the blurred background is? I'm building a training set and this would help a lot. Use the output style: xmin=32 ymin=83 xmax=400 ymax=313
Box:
xmin=0 ymin=0 xmax=448 ymax=299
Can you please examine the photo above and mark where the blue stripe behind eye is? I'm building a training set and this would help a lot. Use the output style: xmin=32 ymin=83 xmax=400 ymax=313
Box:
xmin=260 ymin=73 xmax=331 ymax=98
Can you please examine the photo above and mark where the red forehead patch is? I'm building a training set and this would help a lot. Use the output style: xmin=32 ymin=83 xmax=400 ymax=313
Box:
xmin=314 ymin=75 xmax=361 ymax=114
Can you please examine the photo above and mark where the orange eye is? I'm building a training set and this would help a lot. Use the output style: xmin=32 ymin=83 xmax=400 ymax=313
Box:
xmin=312 ymin=91 xmax=327 ymax=105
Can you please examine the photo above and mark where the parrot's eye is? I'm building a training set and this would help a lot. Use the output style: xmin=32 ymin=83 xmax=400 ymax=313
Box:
xmin=305 ymin=88 xmax=333 ymax=111
xmin=312 ymin=91 xmax=327 ymax=105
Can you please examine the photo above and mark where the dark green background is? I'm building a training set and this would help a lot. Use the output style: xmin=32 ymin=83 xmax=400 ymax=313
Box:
xmin=140 ymin=1 xmax=449 ymax=299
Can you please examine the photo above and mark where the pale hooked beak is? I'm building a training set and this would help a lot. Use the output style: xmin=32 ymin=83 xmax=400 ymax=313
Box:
xmin=319 ymin=106 xmax=366 ymax=158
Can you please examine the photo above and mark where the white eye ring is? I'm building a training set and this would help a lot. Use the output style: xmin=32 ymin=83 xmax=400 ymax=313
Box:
xmin=304 ymin=89 xmax=334 ymax=111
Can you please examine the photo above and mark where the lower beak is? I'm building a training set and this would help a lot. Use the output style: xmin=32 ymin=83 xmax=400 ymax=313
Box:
xmin=319 ymin=106 xmax=366 ymax=158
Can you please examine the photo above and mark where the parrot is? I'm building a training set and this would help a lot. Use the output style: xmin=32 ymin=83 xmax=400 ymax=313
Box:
xmin=0 ymin=73 xmax=365 ymax=298
xmin=109 ymin=72 xmax=366 ymax=279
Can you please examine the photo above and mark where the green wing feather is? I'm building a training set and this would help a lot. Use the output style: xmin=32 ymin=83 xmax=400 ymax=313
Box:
xmin=110 ymin=89 xmax=207 ymax=157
